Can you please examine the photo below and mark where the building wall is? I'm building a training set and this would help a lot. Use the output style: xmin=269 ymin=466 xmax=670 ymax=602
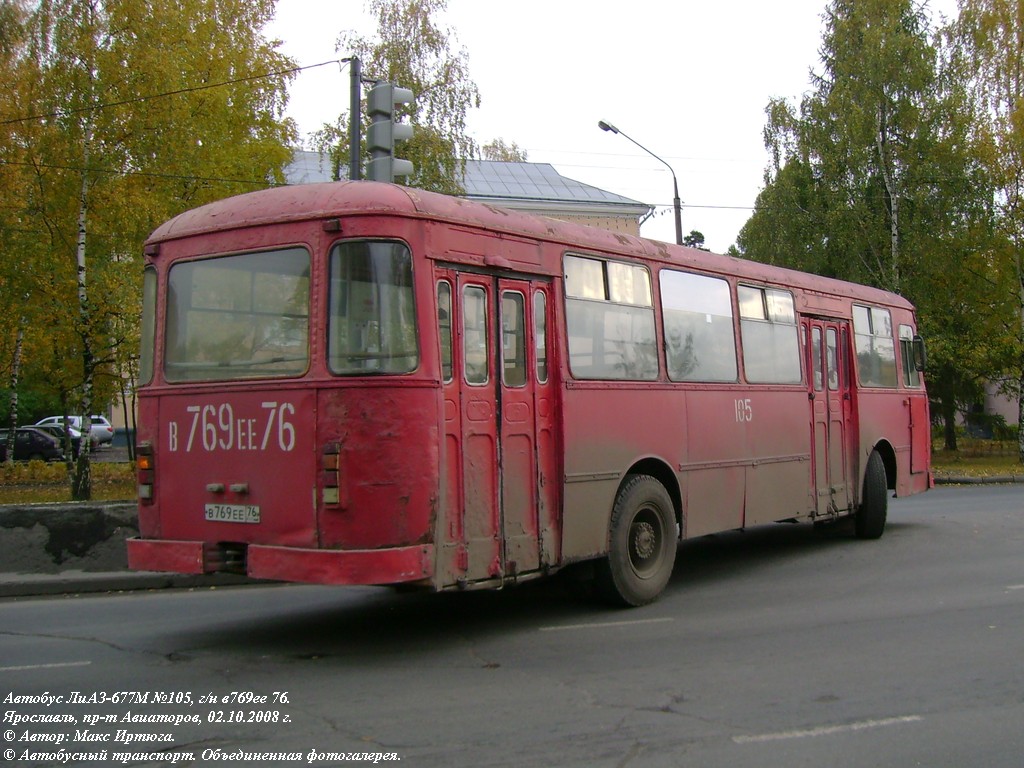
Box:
xmin=985 ymin=381 xmax=1018 ymax=426
xmin=542 ymin=213 xmax=641 ymax=236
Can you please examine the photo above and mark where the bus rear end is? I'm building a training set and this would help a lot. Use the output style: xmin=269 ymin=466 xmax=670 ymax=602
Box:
xmin=127 ymin=190 xmax=438 ymax=588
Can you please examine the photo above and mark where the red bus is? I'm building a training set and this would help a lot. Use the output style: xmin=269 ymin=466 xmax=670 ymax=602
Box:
xmin=127 ymin=180 xmax=931 ymax=605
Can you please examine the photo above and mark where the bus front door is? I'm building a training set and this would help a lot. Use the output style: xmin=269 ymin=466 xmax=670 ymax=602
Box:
xmin=438 ymin=270 xmax=555 ymax=587
xmin=804 ymin=319 xmax=854 ymax=516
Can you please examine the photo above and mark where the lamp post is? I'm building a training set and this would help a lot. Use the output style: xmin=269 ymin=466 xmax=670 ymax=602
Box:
xmin=598 ymin=120 xmax=683 ymax=246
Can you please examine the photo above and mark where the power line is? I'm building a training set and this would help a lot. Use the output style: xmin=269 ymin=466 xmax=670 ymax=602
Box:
xmin=0 ymin=159 xmax=274 ymax=188
xmin=0 ymin=59 xmax=341 ymax=127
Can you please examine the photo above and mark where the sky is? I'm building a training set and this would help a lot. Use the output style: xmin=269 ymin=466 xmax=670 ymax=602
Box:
xmin=267 ymin=0 xmax=960 ymax=253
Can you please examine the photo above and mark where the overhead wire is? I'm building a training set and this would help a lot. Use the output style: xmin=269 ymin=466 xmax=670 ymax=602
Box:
xmin=0 ymin=59 xmax=341 ymax=127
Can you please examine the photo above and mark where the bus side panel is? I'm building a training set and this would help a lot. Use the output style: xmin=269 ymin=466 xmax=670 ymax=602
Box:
xmin=743 ymin=390 xmax=816 ymax=525
xmin=683 ymin=389 xmax=813 ymax=531
xmin=680 ymin=389 xmax=744 ymax=537
xmin=909 ymin=393 xmax=930 ymax=476
xmin=857 ymin=390 xmax=917 ymax=496
xmin=316 ymin=386 xmax=440 ymax=551
xmin=560 ymin=388 xmax=685 ymax=561
xmin=683 ymin=467 xmax=744 ymax=538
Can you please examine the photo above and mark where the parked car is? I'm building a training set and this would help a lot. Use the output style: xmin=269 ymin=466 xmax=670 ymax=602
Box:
xmin=34 ymin=415 xmax=114 ymax=446
xmin=31 ymin=423 xmax=83 ymax=458
xmin=0 ymin=427 xmax=64 ymax=462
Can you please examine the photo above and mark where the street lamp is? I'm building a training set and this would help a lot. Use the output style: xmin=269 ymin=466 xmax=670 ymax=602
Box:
xmin=598 ymin=120 xmax=683 ymax=246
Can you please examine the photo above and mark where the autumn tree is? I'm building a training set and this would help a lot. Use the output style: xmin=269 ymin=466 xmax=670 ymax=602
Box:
xmin=1 ymin=0 xmax=296 ymax=495
xmin=316 ymin=0 xmax=481 ymax=194
xmin=481 ymin=138 xmax=527 ymax=162
xmin=0 ymin=0 xmax=31 ymax=464
xmin=955 ymin=0 xmax=1024 ymax=460
xmin=738 ymin=0 xmax=1010 ymax=447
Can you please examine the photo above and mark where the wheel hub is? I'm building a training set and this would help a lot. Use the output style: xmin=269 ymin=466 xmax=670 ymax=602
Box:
xmin=633 ymin=520 xmax=657 ymax=560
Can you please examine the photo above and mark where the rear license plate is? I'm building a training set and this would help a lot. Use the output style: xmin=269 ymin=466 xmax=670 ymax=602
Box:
xmin=204 ymin=504 xmax=260 ymax=524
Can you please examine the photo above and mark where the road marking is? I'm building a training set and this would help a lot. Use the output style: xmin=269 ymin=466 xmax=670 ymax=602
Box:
xmin=0 ymin=661 xmax=92 ymax=672
xmin=1006 ymin=585 xmax=1024 ymax=591
xmin=539 ymin=617 xmax=673 ymax=632
xmin=733 ymin=715 xmax=923 ymax=744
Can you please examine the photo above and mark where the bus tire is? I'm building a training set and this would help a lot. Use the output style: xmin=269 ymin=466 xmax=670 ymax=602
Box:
xmin=855 ymin=450 xmax=888 ymax=539
xmin=596 ymin=474 xmax=677 ymax=607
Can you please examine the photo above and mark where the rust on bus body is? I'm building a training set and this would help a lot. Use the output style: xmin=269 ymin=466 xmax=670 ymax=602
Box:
xmin=129 ymin=180 xmax=930 ymax=602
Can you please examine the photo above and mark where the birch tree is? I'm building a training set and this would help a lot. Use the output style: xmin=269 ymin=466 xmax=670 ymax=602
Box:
xmin=956 ymin=0 xmax=1024 ymax=460
xmin=316 ymin=0 xmax=481 ymax=194
xmin=2 ymin=0 xmax=297 ymax=496
xmin=738 ymin=0 xmax=1010 ymax=447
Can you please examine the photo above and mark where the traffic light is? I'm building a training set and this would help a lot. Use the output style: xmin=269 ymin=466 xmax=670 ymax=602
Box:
xmin=366 ymin=82 xmax=415 ymax=182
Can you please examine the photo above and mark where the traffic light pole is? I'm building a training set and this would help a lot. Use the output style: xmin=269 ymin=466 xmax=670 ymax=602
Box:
xmin=348 ymin=57 xmax=361 ymax=181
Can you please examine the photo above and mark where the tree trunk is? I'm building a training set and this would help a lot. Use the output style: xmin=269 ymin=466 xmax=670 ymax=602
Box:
xmin=72 ymin=129 xmax=93 ymax=501
xmin=1015 ymin=244 xmax=1024 ymax=461
xmin=1018 ymin=372 xmax=1024 ymax=465
xmin=876 ymin=103 xmax=900 ymax=293
xmin=942 ymin=395 xmax=958 ymax=452
xmin=3 ymin=317 xmax=25 ymax=465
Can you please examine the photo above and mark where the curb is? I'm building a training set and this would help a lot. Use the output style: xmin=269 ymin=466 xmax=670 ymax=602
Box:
xmin=933 ymin=475 xmax=1024 ymax=485
xmin=0 ymin=571 xmax=260 ymax=599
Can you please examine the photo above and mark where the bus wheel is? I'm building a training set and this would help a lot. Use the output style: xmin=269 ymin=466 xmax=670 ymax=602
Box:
xmin=855 ymin=450 xmax=888 ymax=539
xmin=597 ymin=474 xmax=677 ymax=607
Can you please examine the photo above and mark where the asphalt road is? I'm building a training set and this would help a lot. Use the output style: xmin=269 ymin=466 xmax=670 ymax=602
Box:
xmin=2 ymin=485 xmax=1022 ymax=767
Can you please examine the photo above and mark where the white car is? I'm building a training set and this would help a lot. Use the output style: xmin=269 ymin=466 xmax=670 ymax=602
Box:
xmin=34 ymin=415 xmax=114 ymax=446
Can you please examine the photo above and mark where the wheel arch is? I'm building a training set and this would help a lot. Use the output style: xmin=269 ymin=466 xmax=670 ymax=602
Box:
xmin=871 ymin=439 xmax=898 ymax=492
xmin=618 ymin=457 xmax=683 ymax=539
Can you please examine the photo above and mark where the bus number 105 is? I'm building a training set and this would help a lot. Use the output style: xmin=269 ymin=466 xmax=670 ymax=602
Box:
xmin=168 ymin=401 xmax=297 ymax=453
xmin=734 ymin=398 xmax=753 ymax=423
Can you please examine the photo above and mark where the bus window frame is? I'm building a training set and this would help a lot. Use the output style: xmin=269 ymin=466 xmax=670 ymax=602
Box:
xmin=737 ymin=284 xmax=803 ymax=385
xmin=163 ymin=246 xmax=312 ymax=383
xmin=658 ymin=268 xmax=738 ymax=383
xmin=327 ymin=238 xmax=420 ymax=377
xmin=563 ymin=253 xmax=657 ymax=382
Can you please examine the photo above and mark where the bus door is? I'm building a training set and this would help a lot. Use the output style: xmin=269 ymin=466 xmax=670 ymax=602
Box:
xmin=803 ymin=318 xmax=854 ymax=516
xmin=437 ymin=270 xmax=554 ymax=586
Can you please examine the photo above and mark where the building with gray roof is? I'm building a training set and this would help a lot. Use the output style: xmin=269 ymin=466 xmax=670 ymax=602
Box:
xmin=285 ymin=150 xmax=652 ymax=236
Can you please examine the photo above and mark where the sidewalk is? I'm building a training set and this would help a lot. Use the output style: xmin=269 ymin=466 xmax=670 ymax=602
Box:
xmin=0 ymin=499 xmax=260 ymax=599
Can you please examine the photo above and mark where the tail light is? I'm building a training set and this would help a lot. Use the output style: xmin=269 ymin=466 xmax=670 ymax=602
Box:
xmin=322 ymin=442 xmax=341 ymax=507
xmin=137 ymin=441 xmax=155 ymax=503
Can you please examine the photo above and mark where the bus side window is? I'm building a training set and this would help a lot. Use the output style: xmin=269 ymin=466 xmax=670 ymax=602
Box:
xmin=463 ymin=285 xmax=489 ymax=385
xmin=853 ymin=305 xmax=898 ymax=387
xmin=438 ymin=282 xmax=453 ymax=383
xmin=738 ymin=286 xmax=802 ymax=384
xmin=502 ymin=292 xmax=526 ymax=387
xmin=812 ymin=327 xmax=824 ymax=391
xmin=534 ymin=291 xmax=548 ymax=384
xmin=659 ymin=269 xmax=737 ymax=382
xmin=564 ymin=254 xmax=657 ymax=381
xmin=826 ymin=328 xmax=839 ymax=391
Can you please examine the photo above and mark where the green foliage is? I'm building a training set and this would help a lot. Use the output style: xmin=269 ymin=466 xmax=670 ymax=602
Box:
xmin=738 ymin=0 xmax=1018 ymax=448
xmin=682 ymin=230 xmax=710 ymax=251
xmin=317 ymin=0 xmax=481 ymax=194
xmin=0 ymin=0 xmax=298 ymax=494
xmin=954 ymin=0 xmax=1024 ymax=461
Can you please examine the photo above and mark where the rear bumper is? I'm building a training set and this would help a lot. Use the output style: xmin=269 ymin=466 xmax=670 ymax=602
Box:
xmin=127 ymin=538 xmax=434 ymax=586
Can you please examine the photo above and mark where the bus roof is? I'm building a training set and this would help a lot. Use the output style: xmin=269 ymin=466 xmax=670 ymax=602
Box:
xmin=148 ymin=180 xmax=913 ymax=311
